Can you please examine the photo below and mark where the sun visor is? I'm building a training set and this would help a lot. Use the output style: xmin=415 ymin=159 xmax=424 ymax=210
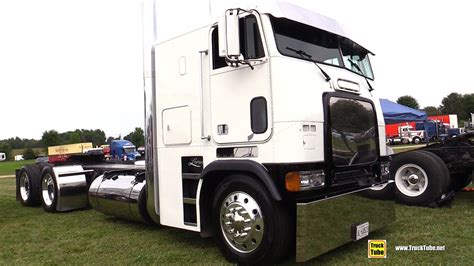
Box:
xmin=262 ymin=1 xmax=374 ymax=55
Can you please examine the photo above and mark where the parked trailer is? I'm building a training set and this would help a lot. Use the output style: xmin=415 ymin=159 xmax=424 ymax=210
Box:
xmin=371 ymin=132 xmax=474 ymax=206
xmin=16 ymin=1 xmax=394 ymax=263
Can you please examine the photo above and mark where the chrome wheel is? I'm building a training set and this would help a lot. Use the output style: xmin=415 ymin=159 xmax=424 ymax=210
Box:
xmin=19 ymin=172 xmax=30 ymax=201
xmin=42 ymin=174 xmax=55 ymax=206
xmin=395 ymin=163 xmax=428 ymax=197
xmin=220 ymin=191 xmax=264 ymax=253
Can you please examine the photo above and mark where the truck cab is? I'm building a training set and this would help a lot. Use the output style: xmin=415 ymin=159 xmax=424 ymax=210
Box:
xmin=143 ymin=2 xmax=393 ymax=262
xmin=110 ymin=140 xmax=140 ymax=161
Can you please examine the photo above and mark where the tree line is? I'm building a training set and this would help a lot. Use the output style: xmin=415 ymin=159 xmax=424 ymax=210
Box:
xmin=396 ymin=93 xmax=474 ymax=122
xmin=0 ymin=128 xmax=144 ymax=161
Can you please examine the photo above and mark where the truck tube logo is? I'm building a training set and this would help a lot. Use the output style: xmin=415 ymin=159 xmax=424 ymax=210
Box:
xmin=368 ymin=240 xmax=387 ymax=258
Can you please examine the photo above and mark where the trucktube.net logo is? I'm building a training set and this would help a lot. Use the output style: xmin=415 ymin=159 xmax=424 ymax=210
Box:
xmin=368 ymin=240 xmax=387 ymax=258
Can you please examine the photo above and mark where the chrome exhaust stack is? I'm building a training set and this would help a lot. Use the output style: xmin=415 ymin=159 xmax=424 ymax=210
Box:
xmin=89 ymin=171 xmax=150 ymax=223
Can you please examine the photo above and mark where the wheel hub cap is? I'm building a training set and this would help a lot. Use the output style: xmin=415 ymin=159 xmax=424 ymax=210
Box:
xmin=395 ymin=164 xmax=429 ymax=197
xmin=408 ymin=174 xmax=419 ymax=185
xmin=42 ymin=174 xmax=55 ymax=206
xmin=19 ymin=173 xmax=30 ymax=201
xmin=220 ymin=192 xmax=264 ymax=253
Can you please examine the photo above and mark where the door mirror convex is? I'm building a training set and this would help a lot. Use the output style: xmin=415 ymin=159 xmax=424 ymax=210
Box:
xmin=219 ymin=9 xmax=240 ymax=66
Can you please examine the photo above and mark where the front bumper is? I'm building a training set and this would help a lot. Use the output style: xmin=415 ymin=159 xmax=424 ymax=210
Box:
xmin=296 ymin=187 xmax=394 ymax=262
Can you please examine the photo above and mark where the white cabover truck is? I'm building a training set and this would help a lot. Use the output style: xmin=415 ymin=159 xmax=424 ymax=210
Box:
xmin=16 ymin=1 xmax=393 ymax=263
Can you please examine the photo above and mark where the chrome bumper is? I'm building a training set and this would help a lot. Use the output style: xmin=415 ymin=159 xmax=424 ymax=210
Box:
xmin=296 ymin=187 xmax=394 ymax=262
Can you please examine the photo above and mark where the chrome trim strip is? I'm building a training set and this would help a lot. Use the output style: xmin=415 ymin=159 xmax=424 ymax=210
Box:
xmin=199 ymin=49 xmax=210 ymax=141
xmin=143 ymin=0 xmax=160 ymax=224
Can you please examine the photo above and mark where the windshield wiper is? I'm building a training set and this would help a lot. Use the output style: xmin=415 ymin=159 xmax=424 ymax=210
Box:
xmin=346 ymin=58 xmax=374 ymax=92
xmin=286 ymin=46 xmax=331 ymax=82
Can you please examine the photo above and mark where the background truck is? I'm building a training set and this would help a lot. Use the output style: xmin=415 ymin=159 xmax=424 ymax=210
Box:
xmin=109 ymin=140 xmax=140 ymax=161
xmin=15 ymin=1 xmax=393 ymax=263
xmin=386 ymin=124 xmax=425 ymax=144
xmin=0 ymin=153 xmax=5 ymax=161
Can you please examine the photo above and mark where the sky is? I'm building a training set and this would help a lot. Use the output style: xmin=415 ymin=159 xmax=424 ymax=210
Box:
xmin=0 ymin=0 xmax=473 ymax=140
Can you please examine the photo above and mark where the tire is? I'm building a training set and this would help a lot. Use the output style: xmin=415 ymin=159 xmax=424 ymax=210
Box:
xmin=391 ymin=151 xmax=450 ymax=206
xmin=18 ymin=165 xmax=42 ymax=206
xmin=362 ymin=182 xmax=395 ymax=200
xmin=418 ymin=151 xmax=451 ymax=192
xmin=412 ymin=137 xmax=421 ymax=144
xmin=211 ymin=175 xmax=293 ymax=264
xmin=40 ymin=166 xmax=58 ymax=212
xmin=451 ymin=174 xmax=472 ymax=192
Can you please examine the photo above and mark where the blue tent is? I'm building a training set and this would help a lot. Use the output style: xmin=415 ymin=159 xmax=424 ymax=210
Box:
xmin=379 ymin=99 xmax=428 ymax=125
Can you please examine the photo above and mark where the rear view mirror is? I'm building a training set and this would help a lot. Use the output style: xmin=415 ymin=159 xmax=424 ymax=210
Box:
xmin=218 ymin=9 xmax=240 ymax=61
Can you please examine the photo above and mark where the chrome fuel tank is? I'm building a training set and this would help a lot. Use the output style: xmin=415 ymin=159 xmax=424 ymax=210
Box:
xmin=89 ymin=172 xmax=149 ymax=223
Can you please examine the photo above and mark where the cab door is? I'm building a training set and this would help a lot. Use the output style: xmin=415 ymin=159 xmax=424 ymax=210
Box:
xmin=209 ymin=15 xmax=272 ymax=144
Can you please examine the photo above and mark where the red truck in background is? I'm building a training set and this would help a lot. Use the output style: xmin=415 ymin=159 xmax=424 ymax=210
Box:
xmin=386 ymin=114 xmax=459 ymax=144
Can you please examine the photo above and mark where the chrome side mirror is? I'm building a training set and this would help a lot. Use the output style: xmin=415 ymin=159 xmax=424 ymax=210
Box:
xmin=218 ymin=9 xmax=240 ymax=65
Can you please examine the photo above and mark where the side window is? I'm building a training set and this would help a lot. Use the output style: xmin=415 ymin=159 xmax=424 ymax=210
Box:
xmin=240 ymin=15 xmax=265 ymax=60
xmin=250 ymin=97 xmax=268 ymax=134
xmin=212 ymin=29 xmax=227 ymax=69
xmin=212 ymin=15 xmax=265 ymax=70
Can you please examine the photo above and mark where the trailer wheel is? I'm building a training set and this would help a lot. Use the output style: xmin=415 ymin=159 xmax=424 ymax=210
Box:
xmin=392 ymin=151 xmax=450 ymax=206
xmin=40 ymin=166 xmax=58 ymax=212
xmin=212 ymin=175 xmax=292 ymax=264
xmin=451 ymin=174 xmax=472 ymax=192
xmin=18 ymin=165 xmax=42 ymax=206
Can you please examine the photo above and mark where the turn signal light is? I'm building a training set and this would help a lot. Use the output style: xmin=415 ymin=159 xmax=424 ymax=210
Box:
xmin=285 ymin=172 xmax=301 ymax=192
xmin=285 ymin=170 xmax=325 ymax=192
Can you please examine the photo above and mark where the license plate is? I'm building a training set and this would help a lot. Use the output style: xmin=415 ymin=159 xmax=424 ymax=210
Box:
xmin=353 ymin=222 xmax=369 ymax=241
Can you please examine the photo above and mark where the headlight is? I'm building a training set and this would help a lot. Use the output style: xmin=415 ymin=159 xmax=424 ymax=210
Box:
xmin=285 ymin=170 xmax=325 ymax=192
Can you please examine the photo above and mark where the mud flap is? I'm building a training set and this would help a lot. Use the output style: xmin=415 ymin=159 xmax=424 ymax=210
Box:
xmin=296 ymin=188 xmax=395 ymax=262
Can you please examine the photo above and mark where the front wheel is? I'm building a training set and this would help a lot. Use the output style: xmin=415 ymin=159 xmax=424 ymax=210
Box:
xmin=212 ymin=175 xmax=293 ymax=264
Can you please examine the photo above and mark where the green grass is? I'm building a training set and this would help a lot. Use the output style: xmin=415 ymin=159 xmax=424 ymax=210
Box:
xmin=0 ymin=177 xmax=473 ymax=264
xmin=0 ymin=160 xmax=36 ymax=176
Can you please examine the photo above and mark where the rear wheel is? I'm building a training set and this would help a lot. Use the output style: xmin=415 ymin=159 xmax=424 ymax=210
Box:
xmin=40 ymin=166 xmax=58 ymax=212
xmin=212 ymin=175 xmax=293 ymax=264
xmin=451 ymin=173 xmax=472 ymax=192
xmin=18 ymin=165 xmax=42 ymax=206
xmin=391 ymin=151 xmax=450 ymax=206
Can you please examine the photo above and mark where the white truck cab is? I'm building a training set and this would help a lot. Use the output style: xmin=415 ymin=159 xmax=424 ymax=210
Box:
xmin=143 ymin=1 xmax=393 ymax=263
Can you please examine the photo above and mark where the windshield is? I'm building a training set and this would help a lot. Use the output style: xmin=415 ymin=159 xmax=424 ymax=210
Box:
xmin=270 ymin=16 xmax=374 ymax=79
xmin=329 ymin=97 xmax=378 ymax=166
xmin=124 ymin=147 xmax=136 ymax=154
xmin=340 ymin=38 xmax=374 ymax=79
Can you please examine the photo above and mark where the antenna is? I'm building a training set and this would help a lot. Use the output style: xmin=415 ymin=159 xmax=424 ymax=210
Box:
xmin=208 ymin=0 xmax=211 ymax=16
